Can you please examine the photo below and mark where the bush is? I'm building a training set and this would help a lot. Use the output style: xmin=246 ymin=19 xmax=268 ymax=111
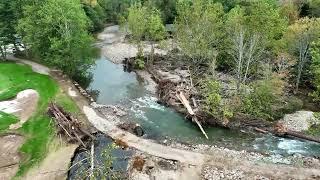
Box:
xmin=241 ymin=79 xmax=277 ymax=120
xmin=202 ymin=79 xmax=233 ymax=119
xmin=134 ymin=58 xmax=145 ymax=70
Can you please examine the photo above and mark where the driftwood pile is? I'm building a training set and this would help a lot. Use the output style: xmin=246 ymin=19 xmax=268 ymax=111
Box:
xmin=149 ymin=67 xmax=209 ymax=139
xmin=48 ymin=103 xmax=94 ymax=146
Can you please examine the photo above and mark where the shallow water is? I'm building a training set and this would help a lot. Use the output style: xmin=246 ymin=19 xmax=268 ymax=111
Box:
xmin=87 ymin=57 xmax=320 ymax=157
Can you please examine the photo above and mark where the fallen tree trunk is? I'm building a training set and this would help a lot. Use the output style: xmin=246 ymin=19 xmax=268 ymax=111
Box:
xmin=255 ymin=123 xmax=320 ymax=144
xmin=177 ymin=92 xmax=208 ymax=139
xmin=286 ymin=130 xmax=320 ymax=144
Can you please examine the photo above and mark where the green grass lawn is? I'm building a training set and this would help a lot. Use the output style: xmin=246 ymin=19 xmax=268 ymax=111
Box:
xmin=0 ymin=62 xmax=80 ymax=177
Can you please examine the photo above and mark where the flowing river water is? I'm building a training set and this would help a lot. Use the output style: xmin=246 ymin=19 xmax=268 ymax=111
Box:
xmin=86 ymin=56 xmax=320 ymax=157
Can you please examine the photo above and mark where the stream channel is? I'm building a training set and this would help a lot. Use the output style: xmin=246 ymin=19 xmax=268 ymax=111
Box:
xmin=85 ymin=56 xmax=320 ymax=158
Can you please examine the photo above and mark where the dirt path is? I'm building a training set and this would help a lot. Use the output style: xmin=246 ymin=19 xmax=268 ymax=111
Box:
xmin=24 ymin=143 xmax=78 ymax=180
xmin=7 ymin=55 xmax=50 ymax=75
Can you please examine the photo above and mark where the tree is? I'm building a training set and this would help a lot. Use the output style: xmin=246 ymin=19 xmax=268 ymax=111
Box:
xmin=175 ymin=0 xmax=224 ymax=66
xmin=279 ymin=0 xmax=300 ymax=24
xmin=226 ymin=3 xmax=287 ymax=91
xmin=126 ymin=4 xmax=165 ymax=67
xmin=310 ymin=39 xmax=320 ymax=101
xmin=18 ymin=0 xmax=95 ymax=76
xmin=284 ymin=17 xmax=320 ymax=91
xmin=145 ymin=9 xmax=166 ymax=63
xmin=126 ymin=3 xmax=148 ymax=57
xmin=98 ymin=0 xmax=133 ymax=23
xmin=83 ymin=3 xmax=106 ymax=32
xmin=144 ymin=0 xmax=177 ymax=24
xmin=309 ymin=0 xmax=320 ymax=17
xmin=0 ymin=0 xmax=18 ymax=59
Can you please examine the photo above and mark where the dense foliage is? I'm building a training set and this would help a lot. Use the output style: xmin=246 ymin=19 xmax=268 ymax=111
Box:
xmin=175 ymin=0 xmax=224 ymax=65
xmin=2 ymin=0 xmax=320 ymax=124
xmin=18 ymin=0 xmax=95 ymax=77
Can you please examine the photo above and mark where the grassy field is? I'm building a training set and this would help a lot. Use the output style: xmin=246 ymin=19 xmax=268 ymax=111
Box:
xmin=0 ymin=62 xmax=80 ymax=176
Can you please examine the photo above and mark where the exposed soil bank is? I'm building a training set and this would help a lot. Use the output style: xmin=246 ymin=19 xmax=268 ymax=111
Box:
xmin=0 ymin=134 xmax=24 ymax=180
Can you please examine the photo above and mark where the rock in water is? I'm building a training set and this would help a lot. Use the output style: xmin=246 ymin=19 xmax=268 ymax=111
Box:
xmin=118 ymin=122 xmax=144 ymax=137
xmin=134 ymin=125 xmax=144 ymax=137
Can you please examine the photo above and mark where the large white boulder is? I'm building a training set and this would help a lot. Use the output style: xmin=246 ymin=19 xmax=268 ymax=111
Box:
xmin=280 ymin=111 xmax=319 ymax=132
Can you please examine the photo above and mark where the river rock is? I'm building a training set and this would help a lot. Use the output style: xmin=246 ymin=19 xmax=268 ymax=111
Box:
xmin=279 ymin=111 xmax=319 ymax=132
xmin=118 ymin=122 xmax=145 ymax=137
xmin=134 ymin=125 xmax=144 ymax=137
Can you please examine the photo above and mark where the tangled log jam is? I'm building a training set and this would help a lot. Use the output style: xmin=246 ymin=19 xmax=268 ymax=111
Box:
xmin=48 ymin=103 xmax=94 ymax=146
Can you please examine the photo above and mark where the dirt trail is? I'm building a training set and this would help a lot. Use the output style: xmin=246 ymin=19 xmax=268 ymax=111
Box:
xmin=24 ymin=144 xmax=78 ymax=180
xmin=7 ymin=55 xmax=50 ymax=75
xmin=82 ymin=105 xmax=320 ymax=179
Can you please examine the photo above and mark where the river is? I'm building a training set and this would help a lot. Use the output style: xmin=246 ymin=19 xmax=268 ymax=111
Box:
xmin=86 ymin=56 xmax=320 ymax=157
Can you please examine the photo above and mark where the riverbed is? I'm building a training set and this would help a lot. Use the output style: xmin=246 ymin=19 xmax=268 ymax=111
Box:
xmin=86 ymin=56 xmax=320 ymax=157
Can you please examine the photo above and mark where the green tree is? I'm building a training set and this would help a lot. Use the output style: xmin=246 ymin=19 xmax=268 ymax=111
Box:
xmin=127 ymin=3 xmax=148 ymax=51
xmin=284 ymin=17 xmax=320 ymax=91
xmin=126 ymin=4 xmax=165 ymax=68
xmin=145 ymin=0 xmax=177 ymax=24
xmin=175 ymin=0 xmax=224 ymax=66
xmin=145 ymin=9 xmax=166 ymax=63
xmin=309 ymin=0 xmax=320 ymax=17
xmin=310 ymin=39 xmax=320 ymax=101
xmin=83 ymin=3 xmax=106 ymax=32
xmin=226 ymin=3 xmax=287 ymax=91
xmin=18 ymin=0 xmax=95 ymax=76
xmin=98 ymin=0 xmax=133 ymax=23
xmin=279 ymin=0 xmax=300 ymax=24
xmin=0 ymin=0 xmax=18 ymax=59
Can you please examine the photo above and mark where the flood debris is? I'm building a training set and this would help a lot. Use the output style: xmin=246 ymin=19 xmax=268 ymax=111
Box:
xmin=132 ymin=156 xmax=145 ymax=172
xmin=115 ymin=139 xmax=129 ymax=149
xmin=48 ymin=103 xmax=94 ymax=146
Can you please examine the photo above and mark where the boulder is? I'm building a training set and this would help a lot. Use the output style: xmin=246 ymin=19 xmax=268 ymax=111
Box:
xmin=280 ymin=111 xmax=319 ymax=132
xmin=118 ymin=122 xmax=144 ymax=137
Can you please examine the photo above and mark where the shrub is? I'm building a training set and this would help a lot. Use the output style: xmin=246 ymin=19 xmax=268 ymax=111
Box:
xmin=202 ymin=79 xmax=233 ymax=119
xmin=134 ymin=58 xmax=145 ymax=70
xmin=242 ymin=79 xmax=277 ymax=120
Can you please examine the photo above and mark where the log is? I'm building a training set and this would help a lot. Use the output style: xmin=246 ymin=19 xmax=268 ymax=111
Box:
xmin=48 ymin=103 xmax=92 ymax=146
xmin=254 ymin=127 xmax=268 ymax=134
xmin=90 ymin=141 xmax=95 ymax=178
xmin=176 ymin=92 xmax=209 ymax=139
xmin=178 ymin=92 xmax=194 ymax=115
xmin=286 ymin=130 xmax=320 ymax=144
xmin=193 ymin=117 xmax=209 ymax=139
xmin=192 ymin=97 xmax=197 ymax=108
